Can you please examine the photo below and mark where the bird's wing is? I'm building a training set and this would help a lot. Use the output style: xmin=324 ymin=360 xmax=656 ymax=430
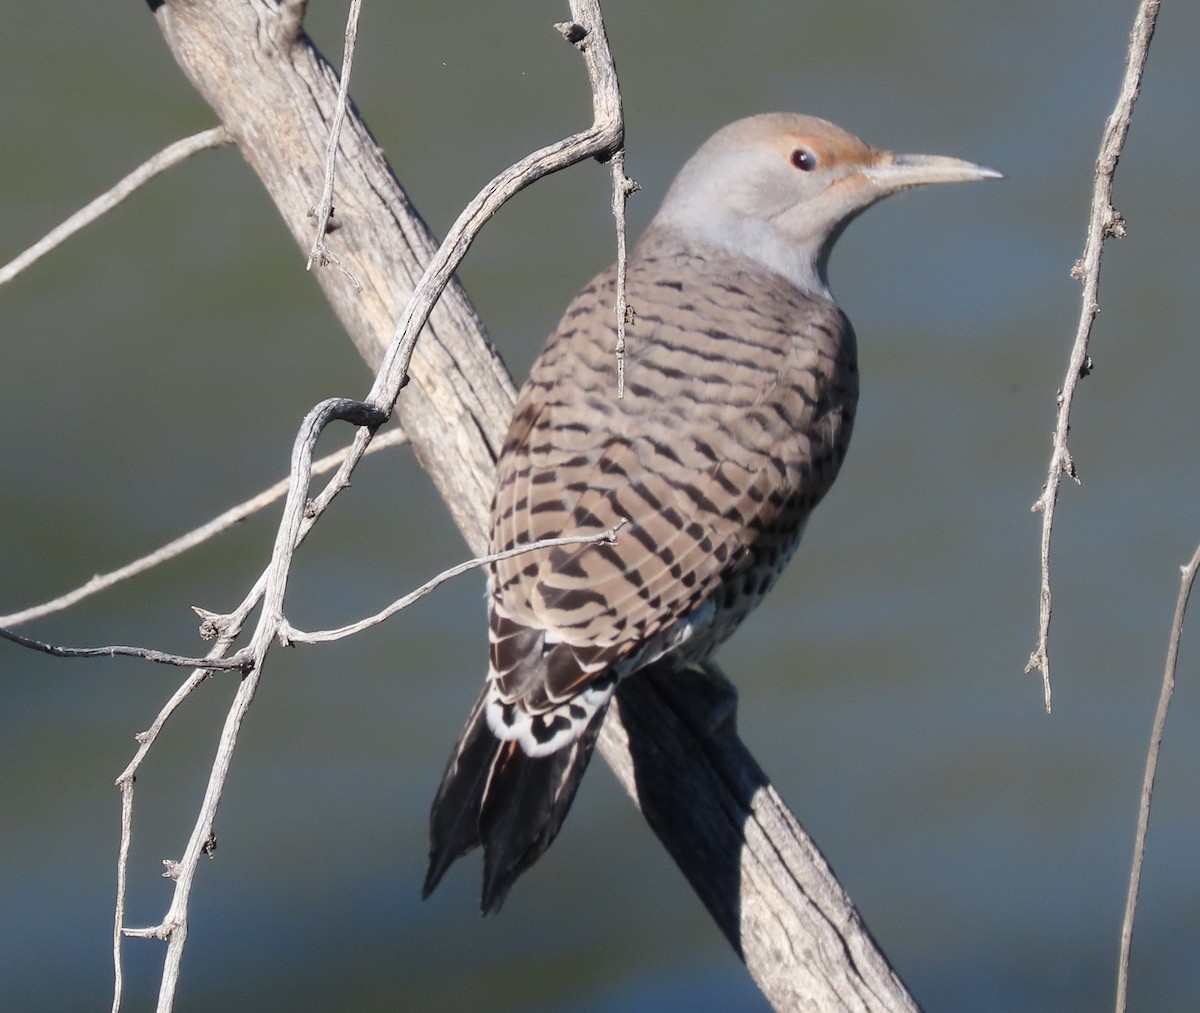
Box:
xmin=487 ymin=246 xmax=855 ymax=713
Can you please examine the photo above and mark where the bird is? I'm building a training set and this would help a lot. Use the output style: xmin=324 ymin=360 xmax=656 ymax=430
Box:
xmin=423 ymin=113 xmax=999 ymax=913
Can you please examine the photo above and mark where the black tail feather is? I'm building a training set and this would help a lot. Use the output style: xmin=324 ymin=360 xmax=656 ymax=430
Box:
xmin=423 ymin=689 xmax=492 ymax=899
xmin=424 ymin=690 xmax=610 ymax=914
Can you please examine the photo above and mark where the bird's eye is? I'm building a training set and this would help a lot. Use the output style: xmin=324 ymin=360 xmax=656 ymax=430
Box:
xmin=790 ymin=148 xmax=817 ymax=171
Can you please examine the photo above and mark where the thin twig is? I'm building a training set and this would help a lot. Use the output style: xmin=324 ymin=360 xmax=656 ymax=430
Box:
xmin=0 ymin=428 xmax=407 ymax=629
xmin=0 ymin=625 xmax=250 ymax=671
xmin=287 ymin=522 xmax=626 ymax=643
xmin=1115 ymin=541 xmax=1200 ymax=1013
xmin=111 ymin=780 xmax=135 ymax=1013
xmin=608 ymin=149 xmax=640 ymax=398
xmin=305 ymin=0 xmax=362 ymax=289
xmin=1026 ymin=0 xmax=1160 ymax=710
xmin=149 ymin=658 xmax=256 ymax=1005
xmin=0 ymin=128 xmax=231 ymax=286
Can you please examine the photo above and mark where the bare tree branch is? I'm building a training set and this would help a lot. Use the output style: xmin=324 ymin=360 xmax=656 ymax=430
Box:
xmin=0 ymin=428 xmax=408 ymax=629
xmin=305 ymin=0 xmax=362 ymax=286
xmin=606 ymin=147 xmax=640 ymax=398
xmin=1027 ymin=0 xmax=1161 ymax=709
xmin=358 ymin=6 xmax=625 ymax=427
xmin=0 ymin=625 xmax=248 ymax=670
xmin=286 ymin=523 xmax=626 ymax=644
xmin=111 ymin=779 xmax=135 ymax=1013
xmin=0 ymin=128 xmax=231 ymax=286
xmin=1116 ymin=541 xmax=1200 ymax=1013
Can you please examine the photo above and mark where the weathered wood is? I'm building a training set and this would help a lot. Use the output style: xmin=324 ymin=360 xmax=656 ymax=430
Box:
xmin=608 ymin=663 xmax=915 ymax=1011
xmin=150 ymin=1 xmax=917 ymax=1008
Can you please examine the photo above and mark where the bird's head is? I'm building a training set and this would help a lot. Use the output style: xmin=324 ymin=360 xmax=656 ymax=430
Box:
xmin=652 ymin=112 xmax=1001 ymax=297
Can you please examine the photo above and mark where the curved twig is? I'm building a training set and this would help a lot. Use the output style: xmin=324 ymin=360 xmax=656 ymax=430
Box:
xmin=362 ymin=8 xmax=624 ymax=421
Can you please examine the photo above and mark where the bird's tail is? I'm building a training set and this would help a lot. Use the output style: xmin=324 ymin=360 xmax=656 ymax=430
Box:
xmin=423 ymin=686 xmax=610 ymax=913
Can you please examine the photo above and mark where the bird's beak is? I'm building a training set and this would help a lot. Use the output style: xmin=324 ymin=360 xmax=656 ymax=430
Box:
xmin=862 ymin=152 xmax=1003 ymax=193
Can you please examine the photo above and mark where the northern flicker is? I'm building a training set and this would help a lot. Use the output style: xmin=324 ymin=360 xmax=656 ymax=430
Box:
xmin=424 ymin=113 xmax=999 ymax=912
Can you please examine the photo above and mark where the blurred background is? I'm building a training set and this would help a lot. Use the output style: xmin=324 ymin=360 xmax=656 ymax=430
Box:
xmin=2 ymin=2 xmax=1198 ymax=1010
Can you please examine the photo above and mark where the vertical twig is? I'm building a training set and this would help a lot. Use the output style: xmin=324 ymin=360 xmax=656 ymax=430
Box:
xmin=306 ymin=0 xmax=363 ymax=288
xmin=1115 ymin=542 xmax=1200 ymax=1013
xmin=111 ymin=782 xmax=134 ymax=1013
xmin=1027 ymin=0 xmax=1160 ymax=710
xmin=608 ymin=150 xmax=639 ymax=397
